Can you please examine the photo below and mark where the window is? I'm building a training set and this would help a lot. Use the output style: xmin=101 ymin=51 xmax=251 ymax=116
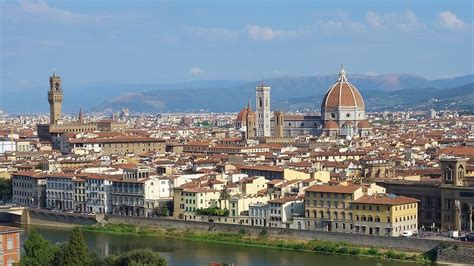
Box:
xmin=7 ymin=237 xmax=13 ymax=250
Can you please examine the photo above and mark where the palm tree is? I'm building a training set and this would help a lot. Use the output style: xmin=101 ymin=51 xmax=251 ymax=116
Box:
xmin=219 ymin=186 xmax=230 ymax=210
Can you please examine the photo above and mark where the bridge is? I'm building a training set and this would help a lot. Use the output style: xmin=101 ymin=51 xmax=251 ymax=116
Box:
xmin=0 ymin=205 xmax=30 ymax=224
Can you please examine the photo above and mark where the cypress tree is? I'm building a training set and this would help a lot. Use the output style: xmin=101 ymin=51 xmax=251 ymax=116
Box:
xmin=59 ymin=227 xmax=90 ymax=266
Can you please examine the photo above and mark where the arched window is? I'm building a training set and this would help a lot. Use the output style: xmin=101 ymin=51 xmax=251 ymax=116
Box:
xmin=319 ymin=211 xmax=324 ymax=219
xmin=457 ymin=165 xmax=464 ymax=181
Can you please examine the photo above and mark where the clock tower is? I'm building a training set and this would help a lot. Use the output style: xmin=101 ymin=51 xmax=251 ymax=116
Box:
xmin=48 ymin=71 xmax=63 ymax=125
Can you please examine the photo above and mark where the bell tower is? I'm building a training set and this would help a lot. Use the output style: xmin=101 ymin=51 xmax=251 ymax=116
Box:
xmin=256 ymin=79 xmax=271 ymax=137
xmin=48 ymin=71 xmax=63 ymax=125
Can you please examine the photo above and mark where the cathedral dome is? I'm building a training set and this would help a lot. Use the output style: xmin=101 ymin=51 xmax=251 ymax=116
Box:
xmin=236 ymin=104 xmax=256 ymax=122
xmin=236 ymin=108 xmax=249 ymax=122
xmin=321 ymin=67 xmax=365 ymax=111
xmin=323 ymin=120 xmax=339 ymax=129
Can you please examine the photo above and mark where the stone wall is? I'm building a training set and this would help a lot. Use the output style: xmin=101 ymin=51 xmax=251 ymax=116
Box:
xmin=107 ymin=215 xmax=442 ymax=253
xmin=28 ymin=209 xmax=97 ymax=227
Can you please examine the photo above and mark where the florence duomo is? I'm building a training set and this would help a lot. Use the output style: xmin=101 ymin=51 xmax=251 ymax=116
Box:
xmin=236 ymin=66 xmax=372 ymax=139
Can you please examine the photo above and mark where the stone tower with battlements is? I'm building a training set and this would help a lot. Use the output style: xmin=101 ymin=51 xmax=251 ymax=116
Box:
xmin=48 ymin=72 xmax=63 ymax=125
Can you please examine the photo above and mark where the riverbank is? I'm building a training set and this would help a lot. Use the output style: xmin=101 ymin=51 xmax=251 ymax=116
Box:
xmin=80 ymin=224 xmax=433 ymax=264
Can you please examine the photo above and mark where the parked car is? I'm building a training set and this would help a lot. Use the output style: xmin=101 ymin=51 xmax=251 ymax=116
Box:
xmin=401 ymin=231 xmax=413 ymax=237
xmin=460 ymin=234 xmax=474 ymax=242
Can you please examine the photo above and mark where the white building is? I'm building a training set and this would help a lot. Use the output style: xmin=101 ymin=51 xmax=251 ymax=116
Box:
xmin=85 ymin=175 xmax=115 ymax=214
xmin=268 ymin=197 xmax=304 ymax=228
xmin=256 ymin=83 xmax=271 ymax=137
xmin=46 ymin=174 xmax=75 ymax=210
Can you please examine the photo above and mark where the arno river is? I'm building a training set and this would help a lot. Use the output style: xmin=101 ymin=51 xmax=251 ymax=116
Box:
xmin=18 ymin=225 xmax=420 ymax=266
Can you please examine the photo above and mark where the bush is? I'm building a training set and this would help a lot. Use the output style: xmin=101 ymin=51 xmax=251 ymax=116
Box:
xmin=367 ymin=247 xmax=379 ymax=256
xmin=196 ymin=207 xmax=229 ymax=216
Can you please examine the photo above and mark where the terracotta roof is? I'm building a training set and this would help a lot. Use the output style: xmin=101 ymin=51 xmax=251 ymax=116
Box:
xmin=322 ymin=80 xmax=364 ymax=110
xmin=354 ymin=194 xmax=419 ymax=205
xmin=305 ymin=184 xmax=362 ymax=194
xmin=323 ymin=120 xmax=339 ymax=129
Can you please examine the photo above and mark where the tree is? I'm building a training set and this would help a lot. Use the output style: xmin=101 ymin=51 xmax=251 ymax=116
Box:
xmin=59 ymin=227 xmax=91 ymax=266
xmin=115 ymin=249 xmax=167 ymax=266
xmin=20 ymin=229 xmax=58 ymax=266
xmin=0 ymin=178 xmax=12 ymax=202
xmin=219 ymin=186 xmax=230 ymax=210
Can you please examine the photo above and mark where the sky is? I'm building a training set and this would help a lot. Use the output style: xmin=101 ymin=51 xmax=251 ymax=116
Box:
xmin=1 ymin=0 xmax=473 ymax=91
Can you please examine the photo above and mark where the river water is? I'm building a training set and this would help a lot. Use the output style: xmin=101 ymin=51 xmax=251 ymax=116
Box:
xmin=18 ymin=225 xmax=420 ymax=266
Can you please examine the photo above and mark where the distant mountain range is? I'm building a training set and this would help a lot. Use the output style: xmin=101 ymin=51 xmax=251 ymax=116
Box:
xmin=2 ymin=74 xmax=473 ymax=114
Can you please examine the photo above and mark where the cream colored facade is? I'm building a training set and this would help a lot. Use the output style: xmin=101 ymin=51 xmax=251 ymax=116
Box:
xmin=173 ymin=187 xmax=220 ymax=220
xmin=229 ymin=195 xmax=269 ymax=217
xmin=304 ymin=183 xmax=418 ymax=236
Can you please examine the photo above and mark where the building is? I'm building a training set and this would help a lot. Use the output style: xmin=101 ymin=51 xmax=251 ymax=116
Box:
xmin=46 ymin=174 xmax=75 ymax=210
xmin=304 ymin=183 xmax=418 ymax=236
xmin=353 ymin=194 xmax=418 ymax=237
xmin=236 ymin=67 xmax=372 ymax=138
xmin=111 ymin=167 xmax=170 ymax=217
xmin=173 ymin=187 xmax=220 ymax=220
xmin=85 ymin=175 xmax=116 ymax=214
xmin=267 ymin=197 xmax=304 ymax=228
xmin=66 ymin=136 xmax=166 ymax=156
xmin=48 ymin=71 xmax=63 ymax=125
xmin=0 ymin=226 xmax=21 ymax=266
xmin=37 ymin=73 xmax=126 ymax=142
xmin=235 ymin=100 xmax=256 ymax=139
xmin=256 ymin=82 xmax=271 ymax=137
xmin=11 ymin=172 xmax=46 ymax=208
xmin=321 ymin=66 xmax=371 ymax=137
xmin=378 ymin=156 xmax=474 ymax=232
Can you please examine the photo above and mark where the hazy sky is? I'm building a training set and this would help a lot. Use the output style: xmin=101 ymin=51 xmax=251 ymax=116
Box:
xmin=1 ymin=0 xmax=473 ymax=91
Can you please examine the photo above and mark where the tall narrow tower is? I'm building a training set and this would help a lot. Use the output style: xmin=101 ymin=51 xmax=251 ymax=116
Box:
xmin=48 ymin=71 xmax=63 ymax=125
xmin=274 ymin=111 xmax=284 ymax=138
xmin=256 ymin=81 xmax=271 ymax=137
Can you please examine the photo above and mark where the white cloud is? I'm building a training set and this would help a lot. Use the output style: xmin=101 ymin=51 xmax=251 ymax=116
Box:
xmin=366 ymin=11 xmax=382 ymax=29
xmin=365 ymin=10 xmax=424 ymax=31
xmin=314 ymin=11 xmax=366 ymax=34
xmin=437 ymin=11 xmax=465 ymax=30
xmin=183 ymin=26 xmax=239 ymax=40
xmin=18 ymin=0 xmax=109 ymax=23
xmin=243 ymin=24 xmax=309 ymax=41
xmin=189 ymin=67 xmax=205 ymax=76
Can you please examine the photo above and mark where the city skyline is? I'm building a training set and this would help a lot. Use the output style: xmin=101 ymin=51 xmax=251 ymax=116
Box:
xmin=1 ymin=0 xmax=473 ymax=92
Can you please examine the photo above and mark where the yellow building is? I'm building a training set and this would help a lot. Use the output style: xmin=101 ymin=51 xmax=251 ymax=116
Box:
xmin=304 ymin=183 xmax=418 ymax=237
xmin=173 ymin=187 xmax=220 ymax=220
xmin=353 ymin=194 xmax=418 ymax=237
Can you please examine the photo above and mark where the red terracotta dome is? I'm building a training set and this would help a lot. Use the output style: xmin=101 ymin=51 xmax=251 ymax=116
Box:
xmin=321 ymin=67 xmax=365 ymax=110
xmin=357 ymin=120 xmax=372 ymax=129
xmin=323 ymin=120 xmax=339 ymax=129
xmin=236 ymin=106 xmax=255 ymax=122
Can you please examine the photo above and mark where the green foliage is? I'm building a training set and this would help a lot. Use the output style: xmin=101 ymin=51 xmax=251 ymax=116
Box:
xmin=196 ymin=207 xmax=229 ymax=216
xmin=58 ymin=227 xmax=91 ymax=266
xmin=22 ymin=227 xmax=168 ymax=266
xmin=258 ymin=229 xmax=267 ymax=239
xmin=114 ymin=249 xmax=167 ymax=266
xmin=20 ymin=229 xmax=58 ymax=266
xmin=0 ymin=177 xmax=12 ymax=201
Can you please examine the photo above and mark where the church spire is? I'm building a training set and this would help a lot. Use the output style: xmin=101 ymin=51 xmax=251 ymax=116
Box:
xmin=338 ymin=65 xmax=347 ymax=82
xmin=78 ymin=107 xmax=83 ymax=123
xmin=247 ymin=98 xmax=252 ymax=112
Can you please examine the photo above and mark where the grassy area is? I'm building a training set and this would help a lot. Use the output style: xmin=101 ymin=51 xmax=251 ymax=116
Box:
xmin=80 ymin=224 xmax=433 ymax=264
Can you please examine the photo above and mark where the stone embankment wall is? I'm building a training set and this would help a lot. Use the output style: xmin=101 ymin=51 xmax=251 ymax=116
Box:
xmin=436 ymin=244 xmax=474 ymax=264
xmin=28 ymin=208 xmax=97 ymax=227
xmin=107 ymin=216 xmax=442 ymax=253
